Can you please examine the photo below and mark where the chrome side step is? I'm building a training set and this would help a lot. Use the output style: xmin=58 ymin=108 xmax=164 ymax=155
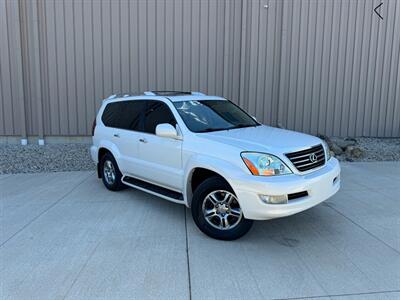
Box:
xmin=122 ymin=176 xmax=184 ymax=203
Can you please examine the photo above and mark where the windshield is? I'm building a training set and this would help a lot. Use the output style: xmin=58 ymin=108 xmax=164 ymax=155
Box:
xmin=173 ymin=100 xmax=260 ymax=133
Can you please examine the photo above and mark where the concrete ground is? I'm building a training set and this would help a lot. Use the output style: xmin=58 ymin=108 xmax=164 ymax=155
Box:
xmin=1 ymin=162 xmax=400 ymax=300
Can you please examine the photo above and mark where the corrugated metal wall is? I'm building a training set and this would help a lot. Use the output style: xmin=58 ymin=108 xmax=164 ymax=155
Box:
xmin=0 ymin=0 xmax=399 ymax=138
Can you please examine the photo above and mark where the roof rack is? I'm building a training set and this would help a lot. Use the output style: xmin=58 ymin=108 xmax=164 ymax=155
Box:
xmin=105 ymin=93 xmax=133 ymax=100
xmin=144 ymin=91 xmax=205 ymax=96
xmin=191 ymin=91 xmax=205 ymax=96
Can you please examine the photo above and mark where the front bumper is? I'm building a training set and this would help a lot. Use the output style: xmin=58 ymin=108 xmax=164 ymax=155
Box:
xmin=232 ymin=158 xmax=340 ymax=220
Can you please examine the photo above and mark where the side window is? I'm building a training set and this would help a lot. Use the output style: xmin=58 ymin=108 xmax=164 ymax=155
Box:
xmin=119 ymin=101 xmax=145 ymax=131
xmin=143 ymin=101 xmax=177 ymax=134
xmin=102 ymin=102 xmax=122 ymax=128
xmin=102 ymin=100 xmax=145 ymax=131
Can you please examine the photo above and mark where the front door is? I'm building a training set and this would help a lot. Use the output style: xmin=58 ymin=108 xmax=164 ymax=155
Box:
xmin=136 ymin=100 xmax=183 ymax=191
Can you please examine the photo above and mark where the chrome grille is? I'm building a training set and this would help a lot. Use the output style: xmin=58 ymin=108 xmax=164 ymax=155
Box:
xmin=285 ymin=144 xmax=326 ymax=172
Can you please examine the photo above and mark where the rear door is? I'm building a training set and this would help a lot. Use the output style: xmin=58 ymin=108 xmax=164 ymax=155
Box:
xmin=101 ymin=101 xmax=127 ymax=170
xmin=115 ymin=100 xmax=147 ymax=176
xmin=101 ymin=100 xmax=145 ymax=176
xmin=136 ymin=100 xmax=183 ymax=191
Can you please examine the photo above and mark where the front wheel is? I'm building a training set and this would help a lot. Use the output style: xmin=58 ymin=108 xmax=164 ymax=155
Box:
xmin=191 ymin=176 xmax=253 ymax=240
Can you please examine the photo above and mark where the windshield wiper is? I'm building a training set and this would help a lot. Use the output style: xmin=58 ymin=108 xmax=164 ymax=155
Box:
xmin=227 ymin=123 xmax=259 ymax=130
xmin=198 ymin=123 xmax=259 ymax=133
xmin=198 ymin=127 xmax=231 ymax=133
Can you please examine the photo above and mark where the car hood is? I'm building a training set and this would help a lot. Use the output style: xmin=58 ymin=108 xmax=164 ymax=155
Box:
xmin=197 ymin=125 xmax=322 ymax=154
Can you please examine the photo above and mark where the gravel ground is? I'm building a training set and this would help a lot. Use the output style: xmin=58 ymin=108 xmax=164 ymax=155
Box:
xmin=334 ymin=137 xmax=400 ymax=162
xmin=0 ymin=144 xmax=95 ymax=174
xmin=0 ymin=138 xmax=399 ymax=174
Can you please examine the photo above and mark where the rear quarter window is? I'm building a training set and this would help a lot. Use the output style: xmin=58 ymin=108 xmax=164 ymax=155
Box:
xmin=101 ymin=102 xmax=121 ymax=128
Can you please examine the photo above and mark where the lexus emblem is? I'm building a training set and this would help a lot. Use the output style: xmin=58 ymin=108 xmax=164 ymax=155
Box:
xmin=309 ymin=153 xmax=318 ymax=162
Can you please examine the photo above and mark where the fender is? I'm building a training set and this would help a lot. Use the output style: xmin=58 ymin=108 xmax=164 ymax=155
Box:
xmin=183 ymin=154 xmax=247 ymax=207
xmin=97 ymin=139 xmax=123 ymax=167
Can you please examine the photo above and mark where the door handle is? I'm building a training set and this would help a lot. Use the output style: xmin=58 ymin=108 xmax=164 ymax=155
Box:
xmin=139 ymin=138 xmax=148 ymax=143
xmin=113 ymin=133 xmax=120 ymax=138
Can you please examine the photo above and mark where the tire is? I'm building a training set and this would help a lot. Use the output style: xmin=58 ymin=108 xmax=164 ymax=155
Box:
xmin=99 ymin=152 xmax=126 ymax=191
xmin=191 ymin=176 xmax=253 ymax=240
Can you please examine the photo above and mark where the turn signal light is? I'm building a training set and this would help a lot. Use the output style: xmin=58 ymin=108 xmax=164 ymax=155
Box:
xmin=243 ymin=158 xmax=260 ymax=175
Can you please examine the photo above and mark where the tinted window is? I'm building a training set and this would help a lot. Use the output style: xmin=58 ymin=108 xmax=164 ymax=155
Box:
xmin=102 ymin=102 xmax=121 ymax=128
xmin=143 ymin=101 xmax=177 ymax=134
xmin=173 ymin=100 xmax=259 ymax=133
xmin=102 ymin=100 xmax=145 ymax=131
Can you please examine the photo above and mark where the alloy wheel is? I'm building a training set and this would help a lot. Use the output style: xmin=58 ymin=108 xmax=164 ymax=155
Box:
xmin=103 ymin=160 xmax=116 ymax=185
xmin=201 ymin=190 xmax=243 ymax=230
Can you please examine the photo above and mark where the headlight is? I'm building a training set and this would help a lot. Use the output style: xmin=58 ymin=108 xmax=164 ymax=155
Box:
xmin=322 ymin=140 xmax=331 ymax=161
xmin=241 ymin=152 xmax=292 ymax=176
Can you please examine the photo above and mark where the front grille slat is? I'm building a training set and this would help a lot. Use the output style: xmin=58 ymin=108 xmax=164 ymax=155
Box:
xmin=285 ymin=144 xmax=326 ymax=172
xmin=296 ymin=160 xmax=325 ymax=172
xmin=292 ymin=157 xmax=312 ymax=164
xmin=295 ymin=160 xmax=321 ymax=168
xmin=290 ymin=151 xmax=324 ymax=163
xmin=287 ymin=148 xmax=324 ymax=160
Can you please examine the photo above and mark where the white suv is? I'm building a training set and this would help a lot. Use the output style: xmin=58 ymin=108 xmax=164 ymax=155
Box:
xmin=91 ymin=91 xmax=340 ymax=240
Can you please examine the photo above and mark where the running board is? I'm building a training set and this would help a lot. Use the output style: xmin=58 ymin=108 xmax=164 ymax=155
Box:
xmin=122 ymin=176 xmax=184 ymax=202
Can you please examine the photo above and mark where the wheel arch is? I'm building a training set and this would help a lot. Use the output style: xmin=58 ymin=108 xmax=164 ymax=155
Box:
xmin=185 ymin=165 xmax=236 ymax=208
xmin=97 ymin=147 xmax=112 ymax=178
xmin=96 ymin=141 xmax=122 ymax=178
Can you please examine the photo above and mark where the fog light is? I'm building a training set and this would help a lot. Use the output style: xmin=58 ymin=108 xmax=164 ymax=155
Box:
xmin=259 ymin=194 xmax=288 ymax=204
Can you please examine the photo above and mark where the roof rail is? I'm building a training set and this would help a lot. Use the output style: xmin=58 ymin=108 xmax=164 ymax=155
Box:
xmin=104 ymin=93 xmax=133 ymax=101
xmin=191 ymin=91 xmax=205 ymax=96
xmin=106 ymin=94 xmax=118 ymax=100
xmin=151 ymin=91 xmax=192 ymax=96
xmin=144 ymin=91 xmax=205 ymax=97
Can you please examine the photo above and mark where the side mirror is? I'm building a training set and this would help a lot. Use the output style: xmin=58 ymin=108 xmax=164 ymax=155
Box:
xmin=155 ymin=123 xmax=179 ymax=139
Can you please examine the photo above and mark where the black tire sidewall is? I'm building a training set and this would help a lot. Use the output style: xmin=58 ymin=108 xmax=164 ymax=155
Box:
xmin=191 ymin=176 xmax=253 ymax=240
xmin=100 ymin=153 xmax=125 ymax=191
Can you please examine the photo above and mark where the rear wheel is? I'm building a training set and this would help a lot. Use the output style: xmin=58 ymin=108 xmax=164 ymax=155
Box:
xmin=191 ymin=176 xmax=253 ymax=240
xmin=99 ymin=153 xmax=125 ymax=191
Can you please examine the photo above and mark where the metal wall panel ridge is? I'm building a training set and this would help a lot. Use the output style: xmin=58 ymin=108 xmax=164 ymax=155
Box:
xmin=0 ymin=0 xmax=399 ymax=138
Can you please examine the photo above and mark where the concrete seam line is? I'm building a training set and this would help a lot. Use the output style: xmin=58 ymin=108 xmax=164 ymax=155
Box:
xmin=184 ymin=207 xmax=192 ymax=300
xmin=324 ymin=202 xmax=400 ymax=255
xmin=61 ymin=240 xmax=102 ymax=300
xmin=271 ymin=289 xmax=400 ymax=300
xmin=0 ymin=172 xmax=94 ymax=248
